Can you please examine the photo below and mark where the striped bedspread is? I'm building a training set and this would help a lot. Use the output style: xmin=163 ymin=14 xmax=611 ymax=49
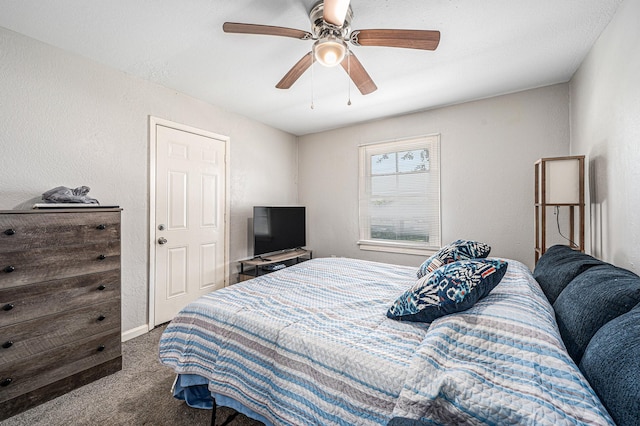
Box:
xmin=159 ymin=257 xmax=613 ymax=425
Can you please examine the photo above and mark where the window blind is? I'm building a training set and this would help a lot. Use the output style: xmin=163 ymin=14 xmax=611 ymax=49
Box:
xmin=358 ymin=135 xmax=441 ymax=253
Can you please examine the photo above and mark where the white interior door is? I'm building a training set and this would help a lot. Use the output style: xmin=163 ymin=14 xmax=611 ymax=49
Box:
xmin=152 ymin=120 xmax=228 ymax=326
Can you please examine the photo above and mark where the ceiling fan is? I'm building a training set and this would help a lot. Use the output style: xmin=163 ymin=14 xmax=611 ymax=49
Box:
xmin=223 ymin=0 xmax=440 ymax=95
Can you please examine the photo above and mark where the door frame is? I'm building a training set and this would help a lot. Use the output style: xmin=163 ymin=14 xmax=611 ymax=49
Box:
xmin=148 ymin=116 xmax=230 ymax=330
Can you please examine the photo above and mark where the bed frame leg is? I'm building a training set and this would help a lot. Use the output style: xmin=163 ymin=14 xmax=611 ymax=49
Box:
xmin=210 ymin=397 xmax=241 ymax=426
xmin=211 ymin=397 xmax=217 ymax=426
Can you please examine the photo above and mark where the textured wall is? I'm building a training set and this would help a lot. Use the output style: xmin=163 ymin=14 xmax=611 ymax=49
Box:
xmin=0 ymin=27 xmax=298 ymax=334
xmin=570 ymin=0 xmax=640 ymax=275
xmin=298 ymin=85 xmax=571 ymax=271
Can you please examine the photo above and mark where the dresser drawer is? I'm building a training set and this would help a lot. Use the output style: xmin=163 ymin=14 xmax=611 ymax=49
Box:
xmin=0 ymin=209 xmax=122 ymax=417
xmin=0 ymin=329 xmax=121 ymax=403
xmin=0 ymin=270 xmax=119 ymax=327
xmin=0 ymin=299 xmax=120 ymax=364
xmin=0 ymin=212 xmax=120 ymax=253
xmin=0 ymin=242 xmax=120 ymax=289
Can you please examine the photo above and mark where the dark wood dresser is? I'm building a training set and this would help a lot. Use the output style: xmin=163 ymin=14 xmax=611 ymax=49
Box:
xmin=0 ymin=208 xmax=122 ymax=420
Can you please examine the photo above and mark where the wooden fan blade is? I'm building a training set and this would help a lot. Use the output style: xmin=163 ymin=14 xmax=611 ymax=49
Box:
xmin=350 ymin=29 xmax=440 ymax=50
xmin=323 ymin=0 xmax=351 ymax=26
xmin=223 ymin=22 xmax=312 ymax=40
xmin=276 ymin=52 xmax=314 ymax=89
xmin=340 ymin=52 xmax=377 ymax=95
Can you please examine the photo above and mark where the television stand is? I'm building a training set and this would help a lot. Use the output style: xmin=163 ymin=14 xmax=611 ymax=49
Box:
xmin=238 ymin=248 xmax=312 ymax=282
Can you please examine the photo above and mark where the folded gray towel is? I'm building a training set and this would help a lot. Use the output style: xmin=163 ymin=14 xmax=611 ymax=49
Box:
xmin=42 ymin=186 xmax=99 ymax=204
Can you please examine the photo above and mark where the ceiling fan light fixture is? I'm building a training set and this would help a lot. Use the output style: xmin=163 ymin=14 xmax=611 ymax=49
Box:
xmin=313 ymin=36 xmax=347 ymax=67
xmin=322 ymin=0 xmax=351 ymax=27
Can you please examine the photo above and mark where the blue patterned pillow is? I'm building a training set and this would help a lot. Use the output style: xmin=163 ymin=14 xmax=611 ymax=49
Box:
xmin=389 ymin=259 xmax=508 ymax=323
xmin=417 ymin=239 xmax=491 ymax=278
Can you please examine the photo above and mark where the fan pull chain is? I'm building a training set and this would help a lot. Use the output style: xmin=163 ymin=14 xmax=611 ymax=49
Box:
xmin=310 ymin=53 xmax=315 ymax=110
xmin=347 ymin=50 xmax=352 ymax=106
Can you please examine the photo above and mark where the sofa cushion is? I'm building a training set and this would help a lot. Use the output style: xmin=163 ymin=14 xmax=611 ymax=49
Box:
xmin=579 ymin=303 xmax=640 ymax=426
xmin=388 ymin=259 xmax=508 ymax=323
xmin=533 ymin=245 xmax=605 ymax=304
xmin=553 ymin=264 xmax=640 ymax=364
xmin=416 ymin=239 xmax=491 ymax=278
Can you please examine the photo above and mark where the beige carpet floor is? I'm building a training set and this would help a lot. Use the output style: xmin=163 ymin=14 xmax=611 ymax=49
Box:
xmin=1 ymin=325 xmax=263 ymax=426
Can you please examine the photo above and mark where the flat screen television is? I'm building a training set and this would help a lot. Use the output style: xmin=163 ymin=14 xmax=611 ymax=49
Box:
xmin=253 ymin=206 xmax=306 ymax=257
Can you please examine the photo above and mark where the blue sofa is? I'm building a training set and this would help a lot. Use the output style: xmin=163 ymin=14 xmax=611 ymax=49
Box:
xmin=533 ymin=245 xmax=640 ymax=426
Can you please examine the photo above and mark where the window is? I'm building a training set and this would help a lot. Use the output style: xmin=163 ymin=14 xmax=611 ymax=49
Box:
xmin=358 ymin=135 xmax=440 ymax=255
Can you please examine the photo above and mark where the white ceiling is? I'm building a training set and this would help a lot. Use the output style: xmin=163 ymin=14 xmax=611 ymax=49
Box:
xmin=0 ymin=0 xmax=622 ymax=136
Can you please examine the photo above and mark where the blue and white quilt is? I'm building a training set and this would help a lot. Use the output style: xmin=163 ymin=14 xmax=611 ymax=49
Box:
xmin=159 ymin=257 xmax=613 ymax=425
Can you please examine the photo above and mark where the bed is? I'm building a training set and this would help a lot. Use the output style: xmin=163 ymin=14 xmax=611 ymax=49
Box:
xmin=159 ymin=245 xmax=636 ymax=425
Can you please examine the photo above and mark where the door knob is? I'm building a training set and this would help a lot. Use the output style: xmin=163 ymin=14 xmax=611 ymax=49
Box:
xmin=158 ymin=237 xmax=167 ymax=245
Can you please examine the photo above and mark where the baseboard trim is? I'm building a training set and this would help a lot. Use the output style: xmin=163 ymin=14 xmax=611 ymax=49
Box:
xmin=121 ymin=324 xmax=150 ymax=342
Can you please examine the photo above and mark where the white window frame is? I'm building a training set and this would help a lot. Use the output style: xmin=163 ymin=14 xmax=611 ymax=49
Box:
xmin=358 ymin=134 xmax=441 ymax=256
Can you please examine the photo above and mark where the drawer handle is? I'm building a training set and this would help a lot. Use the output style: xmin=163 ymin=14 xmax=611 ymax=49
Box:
xmin=97 ymin=345 xmax=106 ymax=352
xmin=3 ymin=265 xmax=15 ymax=273
xmin=2 ymin=341 xmax=13 ymax=349
xmin=4 ymin=229 xmax=15 ymax=236
xmin=97 ymin=254 xmax=106 ymax=261
xmin=2 ymin=303 xmax=14 ymax=312
xmin=0 ymin=378 xmax=12 ymax=387
xmin=96 ymin=224 xmax=106 ymax=230
xmin=97 ymin=285 xmax=106 ymax=291
xmin=97 ymin=315 xmax=106 ymax=321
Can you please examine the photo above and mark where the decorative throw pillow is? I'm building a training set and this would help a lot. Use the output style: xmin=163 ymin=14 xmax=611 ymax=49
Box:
xmin=389 ymin=259 xmax=508 ymax=323
xmin=416 ymin=239 xmax=491 ymax=278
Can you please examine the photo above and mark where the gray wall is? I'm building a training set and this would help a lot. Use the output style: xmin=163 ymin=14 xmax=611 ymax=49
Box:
xmin=0 ymin=27 xmax=299 ymax=335
xmin=3 ymin=0 xmax=638 ymax=336
xmin=570 ymin=0 xmax=640 ymax=275
xmin=299 ymin=84 xmax=571 ymax=271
